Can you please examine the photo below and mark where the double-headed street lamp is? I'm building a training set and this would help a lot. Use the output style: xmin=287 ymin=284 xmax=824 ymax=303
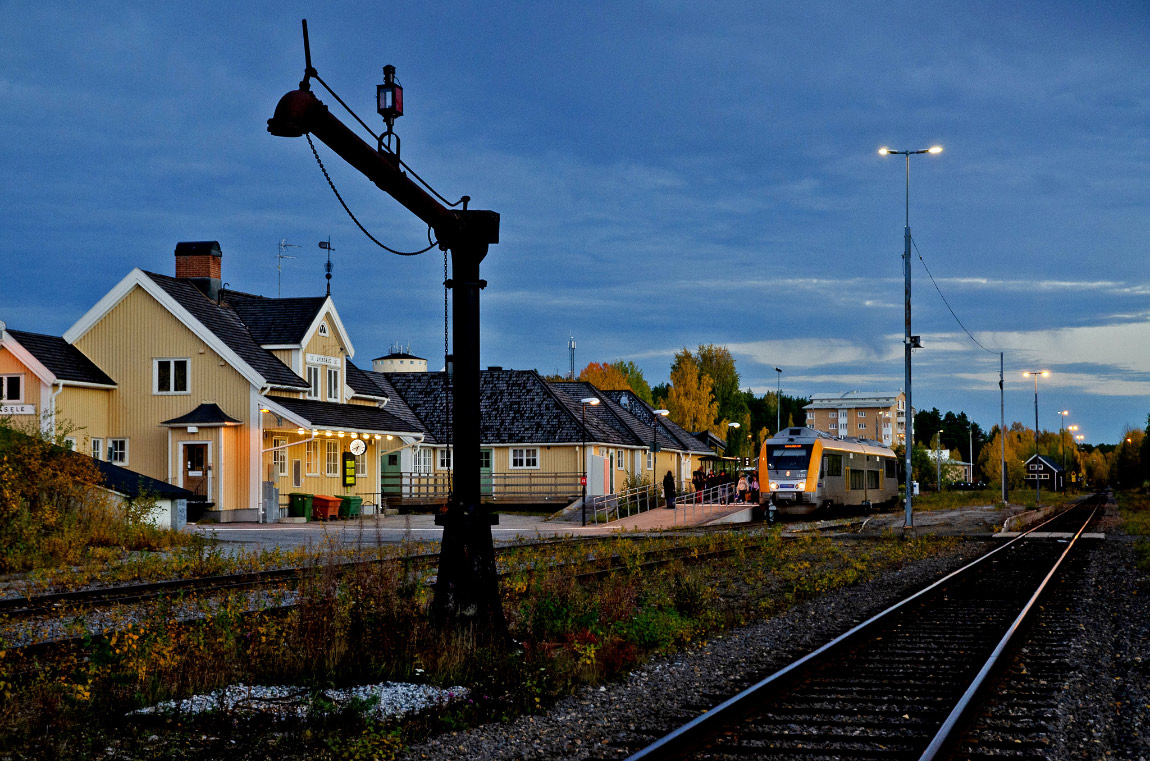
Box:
xmin=774 ymin=367 xmax=782 ymax=434
xmin=580 ymin=396 xmax=600 ymax=526
xmin=1058 ymin=410 xmax=1070 ymax=487
xmin=879 ymin=144 xmax=942 ymax=529
xmin=651 ymin=408 xmax=669 ymax=497
xmin=1022 ymin=370 xmax=1048 ymax=503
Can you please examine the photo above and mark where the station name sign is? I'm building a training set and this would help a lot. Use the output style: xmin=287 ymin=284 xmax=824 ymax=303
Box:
xmin=0 ymin=403 xmax=35 ymax=415
xmin=305 ymin=354 xmax=341 ymax=368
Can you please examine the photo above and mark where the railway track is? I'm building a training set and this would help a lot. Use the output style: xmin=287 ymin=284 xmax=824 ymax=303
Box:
xmin=619 ymin=494 xmax=1104 ymax=761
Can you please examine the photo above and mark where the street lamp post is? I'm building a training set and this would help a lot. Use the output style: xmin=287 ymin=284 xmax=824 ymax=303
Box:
xmin=580 ymin=397 xmax=600 ymax=526
xmin=727 ymin=422 xmax=740 ymax=504
xmin=1058 ymin=410 xmax=1069 ymax=490
xmin=774 ymin=367 xmax=782 ymax=434
xmin=651 ymin=408 xmax=669 ymax=503
xmin=879 ymin=144 xmax=942 ymax=529
xmin=1022 ymin=370 xmax=1048 ymax=504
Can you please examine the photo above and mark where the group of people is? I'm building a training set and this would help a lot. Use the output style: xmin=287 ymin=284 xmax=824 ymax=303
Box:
xmin=662 ymin=467 xmax=760 ymax=509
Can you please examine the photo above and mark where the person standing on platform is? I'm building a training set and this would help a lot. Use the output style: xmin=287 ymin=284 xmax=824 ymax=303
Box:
xmin=663 ymin=470 xmax=677 ymax=510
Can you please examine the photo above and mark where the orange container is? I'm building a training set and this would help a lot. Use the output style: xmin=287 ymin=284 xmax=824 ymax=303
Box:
xmin=311 ymin=495 xmax=341 ymax=521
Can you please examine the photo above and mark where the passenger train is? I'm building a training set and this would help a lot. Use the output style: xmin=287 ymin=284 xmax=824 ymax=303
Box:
xmin=758 ymin=426 xmax=899 ymax=516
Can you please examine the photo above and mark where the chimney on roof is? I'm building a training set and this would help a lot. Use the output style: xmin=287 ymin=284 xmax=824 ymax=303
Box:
xmin=175 ymin=241 xmax=223 ymax=301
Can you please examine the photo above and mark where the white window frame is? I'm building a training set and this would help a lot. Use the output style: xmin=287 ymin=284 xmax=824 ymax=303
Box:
xmin=355 ymin=451 xmax=367 ymax=477
xmin=305 ymin=440 xmax=319 ymax=476
xmin=414 ymin=447 xmax=433 ymax=474
xmin=325 ymin=441 xmax=340 ymax=476
xmin=91 ymin=438 xmax=103 ymax=460
xmin=646 ymin=450 xmax=653 ymax=470
xmin=292 ymin=460 xmax=303 ymax=489
xmin=108 ymin=438 xmax=129 ymax=465
xmin=306 ymin=366 xmax=321 ymax=399
xmin=438 ymin=447 xmax=452 ymax=470
xmin=1 ymin=373 xmax=24 ymax=402
xmin=829 ymin=411 xmax=837 ymax=419
xmin=858 ymin=423 xmax=866 ymax=430
xmin=153 ymin=358 xmax=190 ymax=395
xmin=326 ymin=367 xmax=340 ymax=401
xmin=857 ymin=410 xmax=866 ymax=417
xmin=617 ymin=449 xmax=625 ymax=470
xmin=510 ymin=447 xmax=539 ymax=469
xmin=272 ymin=437 xmax=287 ymax=477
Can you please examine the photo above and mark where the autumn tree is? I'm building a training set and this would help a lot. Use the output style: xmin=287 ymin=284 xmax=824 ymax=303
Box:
xmin=578 ymin=361 xmax=630 ymax=391
xmin=666 ymin=349 xmax=718 ymax=433
xmin=695 ymin=344 xmax=745 ymax=423
xmin=977 ymin=424 xmax=1031 ymax=490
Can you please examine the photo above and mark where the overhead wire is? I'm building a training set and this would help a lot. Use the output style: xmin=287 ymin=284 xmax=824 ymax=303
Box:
xmin=911 ymin=235 xmax=1000 ymax=355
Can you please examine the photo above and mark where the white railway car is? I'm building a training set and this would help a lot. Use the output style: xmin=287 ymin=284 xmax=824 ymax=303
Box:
xmin=758 ymin=427 xmax=899 ymax=516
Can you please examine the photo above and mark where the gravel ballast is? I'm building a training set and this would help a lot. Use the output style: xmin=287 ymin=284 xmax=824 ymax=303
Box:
xmin=402 ymin=498 xmax=1149 ymax=761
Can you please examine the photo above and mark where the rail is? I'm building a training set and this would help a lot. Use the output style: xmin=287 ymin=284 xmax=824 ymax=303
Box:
xmin=624 ymin=493 xmax=1104 ymax=760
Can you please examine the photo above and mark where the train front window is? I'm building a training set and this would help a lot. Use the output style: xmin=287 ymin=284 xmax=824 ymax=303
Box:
xmin=767 ymin=446 xmax=810 ymax=471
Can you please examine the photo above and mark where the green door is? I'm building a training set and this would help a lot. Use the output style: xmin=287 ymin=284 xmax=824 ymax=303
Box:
xmin=480 ymin=449 xmax=493 ymax=497
xmin=381 ymin=451 xmax=401 ymax=495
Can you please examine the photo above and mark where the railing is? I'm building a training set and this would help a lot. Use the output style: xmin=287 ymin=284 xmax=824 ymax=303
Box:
xmin=592 ymin=482 xmax=742 ymax=523
xmin=378 ymin=471 xmax=584 ymax=500
xmin=589 ymin=483 xmax=662 ymax=522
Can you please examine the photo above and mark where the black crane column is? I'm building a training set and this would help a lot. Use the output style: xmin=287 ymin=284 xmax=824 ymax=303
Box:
xmin=431 ymin=233 xmax=506 ymax=638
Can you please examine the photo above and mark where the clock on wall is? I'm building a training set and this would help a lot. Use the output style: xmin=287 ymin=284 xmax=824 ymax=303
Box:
xmin=349 ymin=439 xmax=366 ymax=456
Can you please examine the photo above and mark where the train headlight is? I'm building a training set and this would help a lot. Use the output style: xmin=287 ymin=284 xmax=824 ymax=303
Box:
xmin=769 ymin=482 xmax=779 ymax=491
xmin=797 ymin=481 xmax=806 ymax=490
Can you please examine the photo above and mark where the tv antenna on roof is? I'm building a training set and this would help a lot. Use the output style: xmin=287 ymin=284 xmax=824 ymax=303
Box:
xmin=277 ymin=239 xmax=298 ymax=297
xmin=319 ymin=237 xmax=334 ymax=295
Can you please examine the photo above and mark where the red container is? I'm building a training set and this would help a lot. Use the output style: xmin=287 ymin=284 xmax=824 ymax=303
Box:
xmin=311 ymin=495 xmax=341 ymax=521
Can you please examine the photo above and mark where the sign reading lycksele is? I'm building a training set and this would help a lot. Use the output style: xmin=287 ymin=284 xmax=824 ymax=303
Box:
xmin=0 ymin=404 xmax=35 ymax=415
xmin=306 ymin=354 xmax=341 ymax=368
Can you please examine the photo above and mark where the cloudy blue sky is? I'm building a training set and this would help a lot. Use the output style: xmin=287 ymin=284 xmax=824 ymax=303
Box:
xmin=2 ymin=1 xmax=1147 ymax=443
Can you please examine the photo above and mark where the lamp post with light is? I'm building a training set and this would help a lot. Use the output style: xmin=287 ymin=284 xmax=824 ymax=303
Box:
xmin=580 ymin=397 xmax=600 ymax=526
xmin=879 ymin=144 xmax=942 ymax=529
xmin=1022 ymin=370 xmax=1048 ymax=504
xmin=727 ymin=422 xmax=740 ymax=503
xmin=651 ymin=408 xmax=669 ymax=504
xmin=774 ymin=367 xmax=782 ymax=434
xmin=1058 ymin=410 xmax=1070 ymax=489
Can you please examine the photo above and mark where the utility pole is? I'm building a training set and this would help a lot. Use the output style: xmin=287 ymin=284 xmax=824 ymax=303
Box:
xmin=268 ymin=20 xmax=504 ymax=640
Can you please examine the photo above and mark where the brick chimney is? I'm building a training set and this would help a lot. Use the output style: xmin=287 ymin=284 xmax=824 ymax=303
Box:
xmin=175 ymin=241 xmax=222 ymax=301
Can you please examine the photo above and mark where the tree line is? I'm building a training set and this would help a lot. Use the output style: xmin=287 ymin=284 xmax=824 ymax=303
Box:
xmin=564 ymin=346 xmax=808 ymax=459
xmin=906 ymin=407 xmax=1150 ymax=491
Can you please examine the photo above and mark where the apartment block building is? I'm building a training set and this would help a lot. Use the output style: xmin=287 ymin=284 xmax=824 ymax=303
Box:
xmin=803 ymin=391 xmax=909 ymax=447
